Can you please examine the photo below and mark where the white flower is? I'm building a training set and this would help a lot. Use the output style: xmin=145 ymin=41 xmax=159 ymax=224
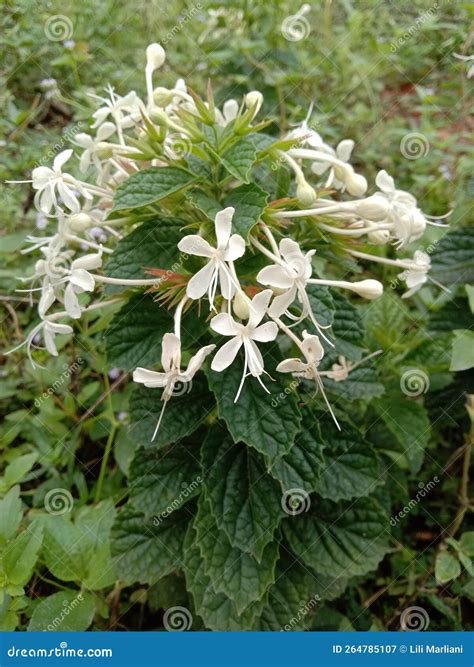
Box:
xmin=276 ymin=331 xmax=324 ymax=380
xmin=210 ymin=290 xmax=278 ymax=401
xmin=7 ymin=319 xmax=73 ymax=368
xmin=256 ymin=238 xmax=331 ymax=340
xmin=32 ymin=150 xmax=88 ymax=214
xmin=375 ymin=170 xmax=427 ymax=248
xmin=215 ymin=99 xmax=239 ymax=127
xmin=73 ymin=122 xmax=116 ymax=172
xmin=398 ymin=250 xmax=431 ymax=298
xmin=91 ymin=89 xmax=142 ymax=130
xmin=177 ymin=207 xmax=245 ymax=309
xmin=133 ymin=334 xmax=215 ymax=440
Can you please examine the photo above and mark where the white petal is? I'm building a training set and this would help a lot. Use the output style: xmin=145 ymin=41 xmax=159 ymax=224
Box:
xmin=38 ymin=283 xmax=55 ymax=318
xmin=64 ymin=282 xmax=81 ymax=319
xmin=43 ymin=328 xmax=59 ymax=356
xmin=245 ymin=339 xmax=264 ymax=376
xmin=257 ymin=264 xmax=294 ymax=289
xmin=57 ymin=182 xmax=80 ymax=213
xmin=222 ymin=233 xmax=245 ymax=261
xmin=32 ymin=167 xmax=53 ymax=184
xmin=218 ymin=263 xmax=234 ymax=300
xmin=79 ymin=151 xmax=91 ymax=173
xmin=69 ymin=268 xmax=95 ymax=292
xmin=375 ymin=170 xmax=395 ymax=193
xmin=184 ymin=344 xmax=216 ymax=379
xmin=279 ymin=238 xmax=303 ymax=264
xmin=248 ymin=289 xmax=273 ymax=328
xmin=74 ymin=133 xmax=93 ymax=149
xmin=301 ymin=333 xmax=324 ymax=362
xmin=178 ymin=235 xmax=215 ymax=258
xmin=46 ymin=321 xmax=73 ymax=335
xmin=186 ymin=260 xmax=215 ymax=300
xmin=276 ymin=358 xmax=306 ymax=373
xmin=215 ymin=207 xmax=235 ymax=249
xmin=223 ymin=99 xmax=239 ymax=122
xmin=210 ymin=313 xmax=242 ymax=337
xmin=97 ymin=122 xmax=116 ymax=141
xmin=72 ymin=252 xmax=102 ymax=271
xmin=251 ymin=321 xmax=278 ymax=342
xmin=53 ymin=149 xmax=73 ymax=172
xmin=133 ymin=367 xmax=169 ymax=388
xmin=38 ymin=187 xmax=54 ymax=214
xmin=161 ymin=333 xmax=181 ymax=372
xmin=211 ymin=336 xmax=242 ymax=372
xmin=336 ymin=139 xmax=354 ymax=162
xmin=268 ymin=287 xmax=296 ymax=318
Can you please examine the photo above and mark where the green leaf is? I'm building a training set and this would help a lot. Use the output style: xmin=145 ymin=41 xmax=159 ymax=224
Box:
xmin=459 ymin=531 xmax=474 ymax=557
xmin=450 ymin=330 xmax=474 ymax=371
xmin=312 ymin=418 xmax=382 ymax=501
xmin=284 ymin=497 xmax=389 ymax=577
xmin=129 ymin=375 xmax=213 ymax=448
xmin=193 ymin=497 xmax=278 ymax=614
xmin=431 ymin=227 xmax=474 ymax=286
xmin=364 ymin=292 xmax=411 ymax=350
xmin=111 ymin=505 xmax=189 ymax=585
xmin=3 ymin=522 xmax=43 ymax=587
xmin=202 ymin=427 xmax=283 ymax=560
xmin=112 ymin=167 xmax=196 ymax=212
xmin=106 ymin=294 xmax=173 ymax=371
xmin=374 ymin=397 xmax=431 ymax=473
xmin=224 ymin=183 xmax=269 ymax=239
xmin=435 ymin=551 xmax=461 ymax=584
xmin=270 ymin=413 xmax=324 ymax=493
xmin=207 ymin=353 xmax=302 ymax=464
xmin=40 ymin=516 xmax=89 ymax=582
xmin=105 ymin=217 xmax=184 ymax=285
xmin=256 ymin=553 xmax=320 ymax=631
xmin=28 ymin=591 xmax=96 ymax=631
xmin=0 ymin=486 xmax=23 ymax=543
xmin=128 ymin=443 xmax=202 ymax=519
xmin=219 ymin=138 xmax=257 ymax=183
xmin=306 ymin=284 xmax=335 ymax=328
xmin=330 ymin=291 xmax=364 ymax=360
xmin=428 ymin=298 xmax=473 ymax=334
xmin=183 ymin=526 xmax=265 ymax=630
xmin=186 ymin=189 xmax=221 ymax=220
xmin=3 ymin=453 xmax=38 ymax=489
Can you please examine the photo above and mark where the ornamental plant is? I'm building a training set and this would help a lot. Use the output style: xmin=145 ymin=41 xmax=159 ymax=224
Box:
xmin=9 ymin=43 xmax=454 ymax=631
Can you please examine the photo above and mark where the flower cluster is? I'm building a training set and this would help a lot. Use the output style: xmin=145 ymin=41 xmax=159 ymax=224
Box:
xmin=8 ymin=43 xmax=447 ymax=436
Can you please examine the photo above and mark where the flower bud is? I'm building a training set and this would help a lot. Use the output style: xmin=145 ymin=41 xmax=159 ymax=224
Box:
xmin=367 ymin=225 xmax=391 ymax=245
xmin=153 ymin=87 xmax=174 ymax=107
xmin=146 ymin=43 xmax=166 ymax=71
xmin=67 ymin=212 xmax=92 ymax=233
xmin=244 ymin=91 xmax=263 ymax=116
xmin=149 ymin=108 xmax=169 ymax=126
xmin=350 ymin=279 xmax=383 ymax=299
xmin=233 ymin=292 xmax=250 ymax=320
xmin=296 ymin=179 xmax=317 ymax=207
xmin=345 ymin=171 xmax=368 ymax=196
xmin=354 ymin=195 xmax=390 ymax=222
xmin=96 ymin=142 xmax=114 ymax=158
